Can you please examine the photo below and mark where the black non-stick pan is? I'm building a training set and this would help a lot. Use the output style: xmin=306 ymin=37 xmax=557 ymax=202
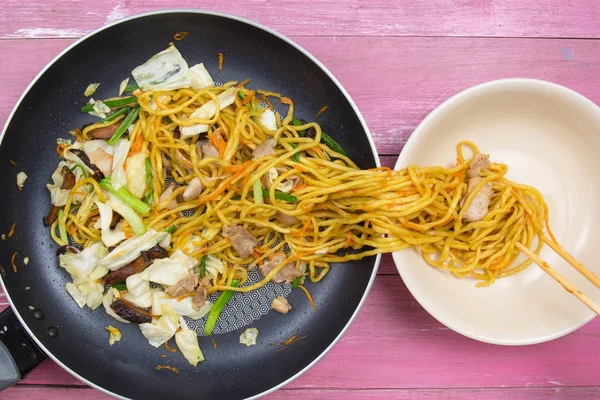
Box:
xmin=0 ymin=10 xmax=380 ymax=399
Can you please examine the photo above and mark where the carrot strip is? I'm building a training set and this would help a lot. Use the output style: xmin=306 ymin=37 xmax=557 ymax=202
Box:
xmin=316 ymin=105 xmax=328 ymax=117
xmin=7 ymin=222 xmax=16 ymax=238
xmin=295 ymin=214 xmax=312 ymax=238
xmin=261 ymin=94 xmax=274 ymax=109
xmin=11 ymin=252 xmax=18 ymax=272
xmin=242 ymin=90 xmax=255 ymax=105
xmin=218 ymin=53 xmax=224 ymax=72
xmin=298 ymin=284 xmax=318 ymax=310
xmin=128 ymin=133 xmax=143 ymax=155
xmin=164 ymin=341 xmax=178 ymax=353
xmin=236 ymin=78 xmax=250 ymax=88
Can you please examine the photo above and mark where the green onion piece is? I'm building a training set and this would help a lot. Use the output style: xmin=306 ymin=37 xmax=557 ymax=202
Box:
xmin=253 ymin=179 xmax=263 ymax=204
xmin=80 ymin=96 xmax=138 ymax=113
xmin=99 ymin=177 xmax=150 ymax=214
xmin=198 ymin=256 xmax=206 ymax=278
xmin=70 ymin=163 xmax=88 ymax=178
xmin=165 ymin=225 xmax=177 ymax=234
xmin=111 ymin=282 xmax=127 ymax=291
xmin=99 ymin=107 xmax=130 ymax=123
xmin=123 ymin=83 xmax=139 ymax=92
xmin=143 ymin=157 xmax=153 ymax=205
xmin=238 ymin=92 xmax=246 ymax=100
xmin=262 ymin=190 xmax=297 ymax=203
xmin=291 ymin=118 xmax=307 ymax=136
xmin=321 ymin=132 xmax=348 ymax=156
xmin=291 ymin=143 xmax=301 ymax=162
xmin=291 ymin=276 xmax=302 ymax=289
xmin=57 ymin=210 xmax=68 ymax=244
xmin=108 ymin=106 xmax=140 ymax=145
xmin=204 ymin=279 xmax=240 ymax=335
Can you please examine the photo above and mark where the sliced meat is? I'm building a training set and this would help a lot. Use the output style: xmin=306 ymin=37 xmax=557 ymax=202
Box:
xmin=276 ymin=212 xmax=299 ymax=225
xmin=70 ymin=149 xmax=104 ymax=181
xmin=468 ymin=153 xmax=491 ymax=178
xmin=43 ymin=205 xmax=61 ymax=227
xmin=60 ymin=166 xmax=76 ymax=190
xmin=201 ymin=143 xmax=219 ymax=159
xmin=463 ymin=177 xmax=493 ymax=222
xmin=252 ymin=139 xmax=276 ymax=160
xmin=104 ymin=246 xmax=168 ymax=286
xmin=142 ymin=245 xmax=169 ymax=260
xmin=182 ymin=177 xmax=203 ymax=201
xmin=259 ymin=253 xmax=303 ymax=284
xmin=165 ymin=272 xmax=198 ymax=297
xmin=104 ymin=255 xmax=151 ymax=286
xmin=271 ymin=295 xmax=292 ymax=314
xmin=192 ymin=286 xmax=207 ymax=311
xmin=87 ymin=123 xmax=119 ymax=140
xmin=159 ymin=185 xmax=178 ymax=209
xmin=87 ymin=148 xmax=113 ymax=177
xmin=110 ymin=299 xmax=152 ymax=324
xmin=222 ymin=225 xmax=258 ymax=258
xmin=175 ymin=149 xmax=193 ymax=171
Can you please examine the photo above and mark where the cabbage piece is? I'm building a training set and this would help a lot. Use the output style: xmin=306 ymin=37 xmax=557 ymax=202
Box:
xmin=77 ymin=280 xmax=105 ymax=310
xmin=110 ymin=139 xmax=131 ymax=190
xmin=260 ymin=109 xmax=278 ymax=131
xmin=180 ymin=88 xmax=238 ymax=138
xmin=125 ymin=152 xmax=147 ymax=198
xmin=205 ymin=254 xmax=226 ymax=278
xmin=105 ymin=192 xmax=146 ymax=236
xmin=181 ymin=234 xmax=203 ymax=254
xmin=98 ymin=229 xmax=165 ymax=271
xmin=176 ymin=328 xmax=204 ymax=366
xmin=239 ymin=328 xmax=259 ymax=347
xmin=77 ymin=192 xmax=98 ymax=222
xmin=103 ymin=288 xmax=130 ymax=324
xmin=59 ymin=242 xmax=108 ymax=285
xmin=122 ymin=273 xmax=154 ymax=308
xmin=139 ymin=305 xmax=179 ymax=348
xmin=66 ymin=283 xmax=86 ymax=308
xmin=189 ymin=63 xmax=214 ymax=89
xmin=132 ymin=46 xmax=192 ymax=92
xmin=84 ymin=83 xmax=100 ymax=97
xmin=88 ymin=99 xmax=111 ymax=119
xmin=47 ymin=161 xmax=86 ymax=207
xmin=140 ymin=254 xmax=193 ymax=286
xmin=95 ymin=200 xmax=127 ymax=247
xmin=151 ymin=292 xmax=213 ymax=319
xmin=83 ymin=140 xmax=116 ymax=156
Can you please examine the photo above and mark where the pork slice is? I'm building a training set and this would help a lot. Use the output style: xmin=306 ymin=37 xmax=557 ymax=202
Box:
xmin=165 ymin=272 xmax=198 ymax=297
xmin=259 ymin=253 xmax=302 ymax=284
xmin=222 ymin=225 xmax=258 ymax=258
xmin=463 ymin=177 xmax=493 ymax=222
xmin=252 ymin=139 xmax=276 ymax=160
xmin=468 ymin=153 xmax=491 ymax=178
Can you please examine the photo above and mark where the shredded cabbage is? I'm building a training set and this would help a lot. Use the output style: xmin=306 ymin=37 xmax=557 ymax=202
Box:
xmin=110 ymin=138 xmax=131 ymax=190
xmin=132 ymin=46 xmax=192 ymax=91
xmin=189 ymin=63 xmax=214 ymax=89
xmin=98 ymin=229 xmax=165 ymax=271
xmin=151 ymin=292 xmax=213 ymax=319
xmin=139 ymin=305 xmax=179 ymax=348
xmin=94 ymin=200 xmax=127 ymax=247
xmin=176 ymin=328 xmax=204 ymax=366
xmin=260 ymin=109 xmax=278 ymax=131
xmin=59 ymin=242 xmax=108 ymax=285
xmin=180 ymin=88 xmax=238 ymax=138
xmin=125 ymin=152 xmax=147 ymax=198
xmin=205 ymin=254 xmax=226 ymax=278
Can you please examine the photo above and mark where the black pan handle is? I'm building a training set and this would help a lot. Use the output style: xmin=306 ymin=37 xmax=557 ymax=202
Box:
xmin=0 ymin=307 xmax=47 ymax=390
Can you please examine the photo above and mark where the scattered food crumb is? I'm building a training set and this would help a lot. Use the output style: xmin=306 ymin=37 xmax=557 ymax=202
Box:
xmin=276 ymin=334 xmax=307 ymax=352
xmin=239 ymin=328 xmax=258 ymax=347
xmin=9 ymin=160 xmax=16 ymax=166
xmin=173 ymin=31 xmax=190 ymax=41
xmin=1 ymin=235 xmax=5 ymax=241
xmin=160 ymin=354 xmax=168 ymax=359
xmin=25 ymin=287 xmax=30 ymax=291
xmin=106 ymin=325 xmax=122 ymax=345
xmin=84 ymin=83 xmax=100 ymax=97
xmin=212 ymin=339 xmax=217 ymax=349
xmin=218 ymin=52 xmax=224 ymax=72
xmin=156 ymin=365 xmax=179 ymax=374
xmin=316 ymin=105 xmax=329 ymax=117
xmin=8 ymin=222 xmax=16 ymax=238
xmin=271 ymin=296 xmax=292 ymax=314
xmin=11 ymin=252 xmax=18 ymax=273
xmin=28 ymin=306 xmax=35 ymax=311
xmin=118 ymin=78 xmax=129 ymax=96
xmin=23 ymin=257 xmax=29 ymax=266
xmin=16 ymin=172 xmax=27 ymax=190
xmin=164 ymin=341 xmax=178 ymax=353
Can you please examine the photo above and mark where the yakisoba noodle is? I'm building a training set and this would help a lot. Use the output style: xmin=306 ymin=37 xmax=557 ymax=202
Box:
xmin=59 ymin=82 xmax=549 ymax=290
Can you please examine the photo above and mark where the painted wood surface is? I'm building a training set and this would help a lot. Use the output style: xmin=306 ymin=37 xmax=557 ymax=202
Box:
xmin=2 ymin=1 xmax=600 ymax=399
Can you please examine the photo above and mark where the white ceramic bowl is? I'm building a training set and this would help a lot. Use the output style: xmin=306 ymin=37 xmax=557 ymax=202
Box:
xmin=393 ymin=78 xmax=600 ymax=345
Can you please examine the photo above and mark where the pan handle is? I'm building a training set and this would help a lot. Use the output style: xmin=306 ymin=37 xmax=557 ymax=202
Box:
xmin=0 ymin=307 xmax=47 ymax=390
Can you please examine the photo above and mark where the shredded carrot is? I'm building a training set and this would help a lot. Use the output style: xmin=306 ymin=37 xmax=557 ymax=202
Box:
xmin=56 ymin=143 xmax=69 ymax=157
xmin=261 ymin=94 xmax=274 ymax=109
xmin=199 ymin=161 xmax=254 ymax=204
xmin=208 ymin=130 xmax=227 ymax=159
xmin=242 ymin=90 xmax=255 ymax=105
xmin=311 ymin=146 xmax=327 ymax=159
xmin=128 ymin=134 xmax=143 ymax=155
xmin=218 ymin=52 xmax=224 ymax=72
xmin=227 ymin=163 xmax=244 ymax=174
xmin=124 ymin=231 xmax=133 ymax=239
xmin=236 ymin=78 xmax=250 ymax=88
xmin=295 ymin=214 xmax=312 ymax=238
xmin=11 ymin=252 xmax=18 ymax=273
xmin=160 ymin=354 xmax=168 ymax=358
xmin=251 ymin=252 xmax=260 ymax=260
xmin=173 ymin=31 xmax=190 ymax=41
xmin=175 ymin=291 xmax=196 ymax=302
xmin=297 ymin=284 xmax=318 ymax=310
xmin=7 ymin=222 xmax=16 ymax=238
xmin=280 ymin=97 xmax=293 ymax=105
xmin=9 ymin=160 xmax=16 ymax=166
xmin=156 ymin=365 xmax=180 ymax=374
xmin=346 ymin=231 xmax=354 ymax=247
xmin=164 ymin=341 xmax=178 ymax=353
xmin=545 ymin=217 xmax=558 ymax=244
xmin=316 ymin=105 xmax=328 ymax=117
xmin=291 ymin=183 xmax=307 ymax=192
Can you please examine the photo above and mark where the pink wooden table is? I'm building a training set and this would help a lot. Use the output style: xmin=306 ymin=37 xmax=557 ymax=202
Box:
xmin=2 ymin=1 xmax=600 ymax=399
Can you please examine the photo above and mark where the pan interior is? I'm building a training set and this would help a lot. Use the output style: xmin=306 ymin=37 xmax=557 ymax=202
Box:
xmin=0 ymin=12 xmax=377 ymax=399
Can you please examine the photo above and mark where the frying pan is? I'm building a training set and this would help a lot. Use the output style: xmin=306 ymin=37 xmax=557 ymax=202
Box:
xmin=0 ymin=9 xmax=380 ymax=399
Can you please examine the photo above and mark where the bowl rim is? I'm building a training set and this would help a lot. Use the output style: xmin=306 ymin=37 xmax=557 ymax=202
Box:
xmin=393 ymin=78 xmax=600 ymax=346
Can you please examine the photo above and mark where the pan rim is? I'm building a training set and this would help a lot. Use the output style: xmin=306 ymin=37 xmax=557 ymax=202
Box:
xmin=0 ymin=8 xmax=381 ymax=400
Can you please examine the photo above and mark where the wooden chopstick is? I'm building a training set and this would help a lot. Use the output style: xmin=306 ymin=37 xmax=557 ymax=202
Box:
xmin=515 ymin=241 xmax=600 ymax=316
xmin=540 ymin=234 xmax=600 ymax=289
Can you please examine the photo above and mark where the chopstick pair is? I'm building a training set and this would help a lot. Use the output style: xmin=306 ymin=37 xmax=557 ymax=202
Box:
xmin=516 ymin=234 xmax=600 ymax=315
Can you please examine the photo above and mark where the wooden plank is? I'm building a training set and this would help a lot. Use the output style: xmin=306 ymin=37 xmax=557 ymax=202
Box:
xmin=1 ymin=37 xmax=600 ymax=154
xmin=10 ymin=276 xmax=600 ymax=389
xmin=2 ymin=0 xmax=600 ymax=39
xmin=4 ymin=384 xmax=600 ymax=399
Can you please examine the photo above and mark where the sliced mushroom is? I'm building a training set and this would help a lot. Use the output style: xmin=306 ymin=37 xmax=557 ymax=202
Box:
xmin=43 ymin=205 xmax=61 ymax=227
xmin=110 ymin=299 xmax=152 ymax=324
xmin=60 ymin=166 xmax=76 ymax=190
xmin=70 ymin=149 xmax=104 ymax=181
xmin=87 ymin=123 xmax=119 ymax=140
